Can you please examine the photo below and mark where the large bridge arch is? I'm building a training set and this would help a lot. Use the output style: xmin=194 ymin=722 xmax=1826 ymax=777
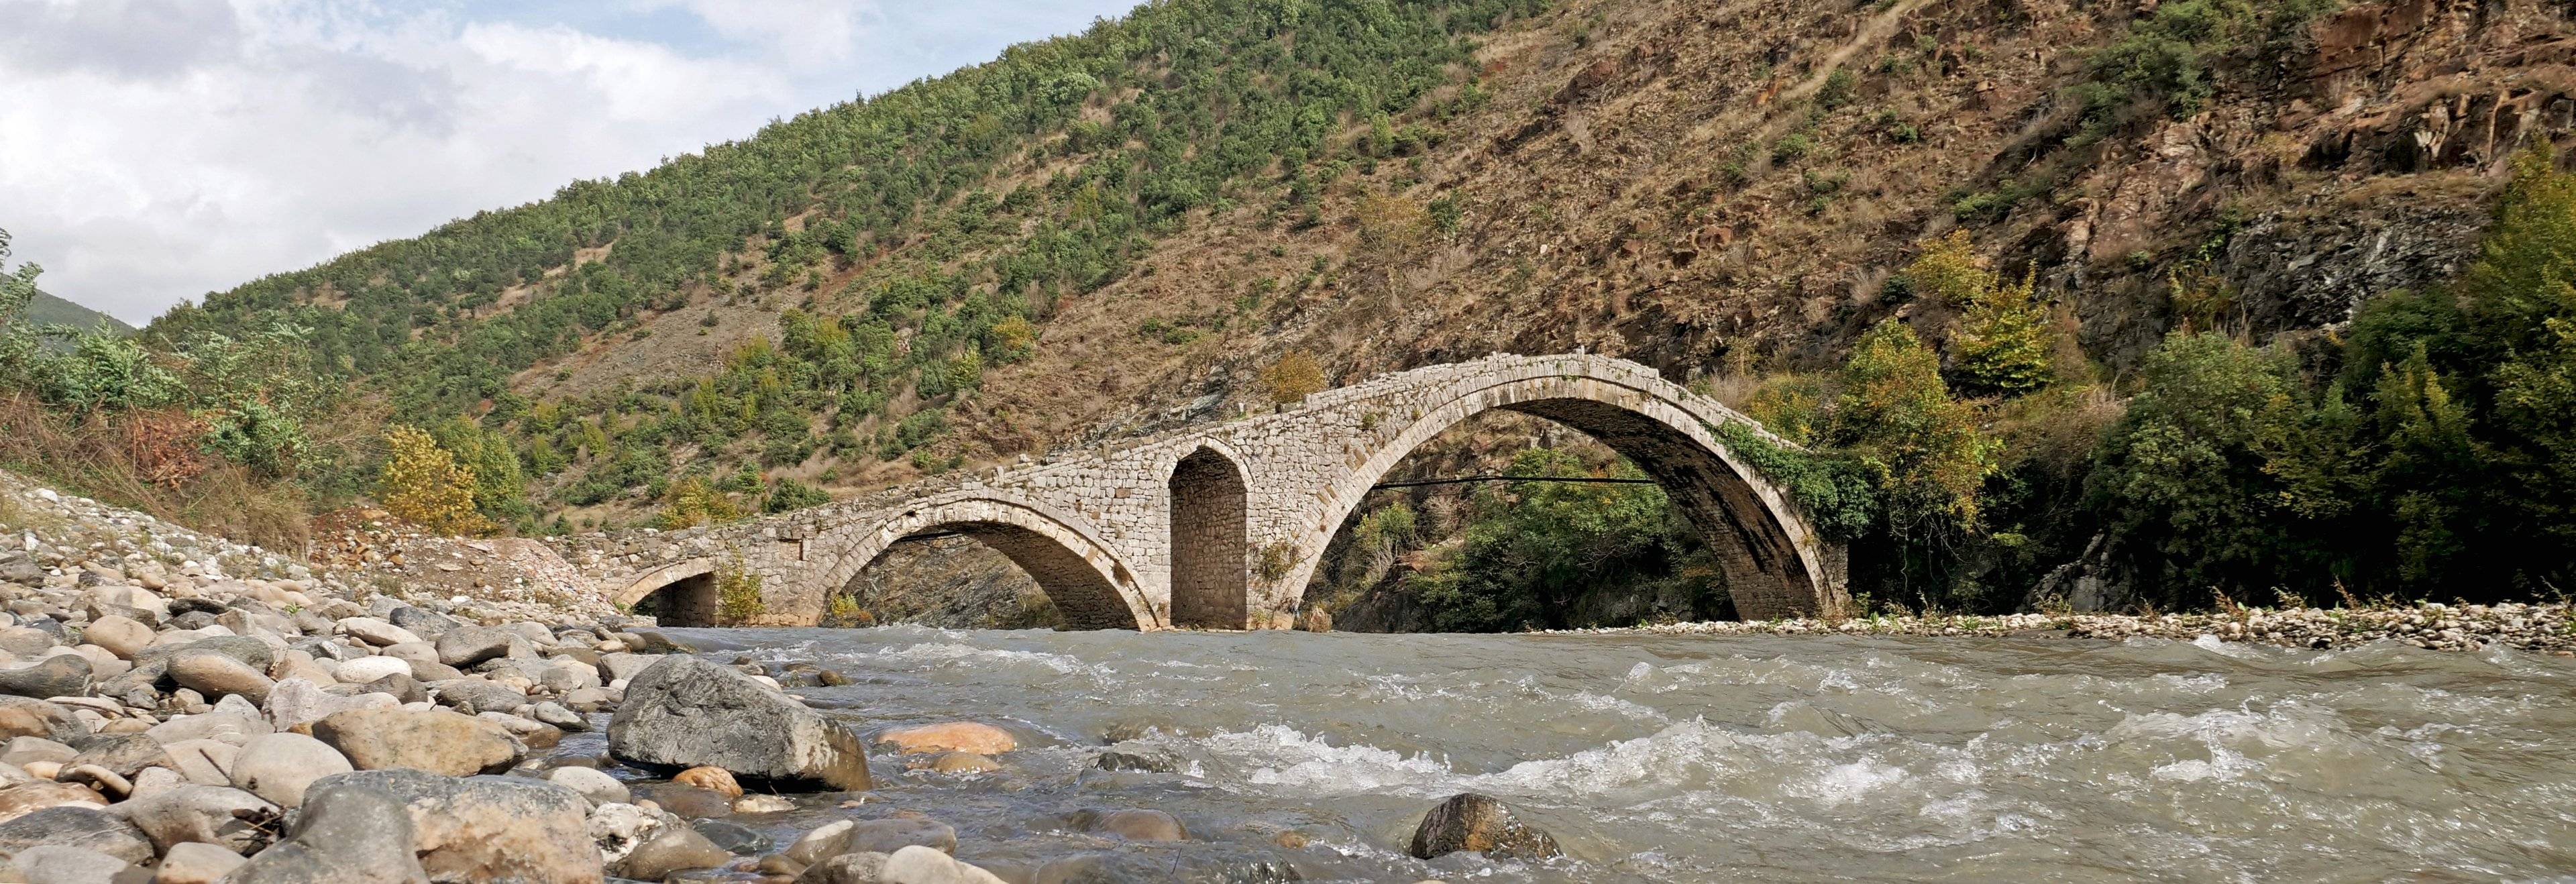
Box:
xmin=808 ymin=492 xmax=1163 ymax=630
xmin=1271 ymin=366 xmax=1847 ymax=622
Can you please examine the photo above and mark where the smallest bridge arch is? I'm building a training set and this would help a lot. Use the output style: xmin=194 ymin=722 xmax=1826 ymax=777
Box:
xmin=613 ymin=558 xmax=720 ymax=626
xmin=814 ymin=494 xmax=1162 ymax=630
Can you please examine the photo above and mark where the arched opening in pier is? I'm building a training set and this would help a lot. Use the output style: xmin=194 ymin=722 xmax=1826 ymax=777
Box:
xmin=1168 ymin=446 xmax=1250 ymax=628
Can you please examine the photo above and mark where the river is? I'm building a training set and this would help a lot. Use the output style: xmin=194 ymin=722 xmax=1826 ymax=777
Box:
xmin=592 ymin=625 xmax=2576 ymax=882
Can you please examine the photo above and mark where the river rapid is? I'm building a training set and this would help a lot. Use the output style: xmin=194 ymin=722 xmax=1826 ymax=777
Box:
xmin=612 ymin=626 xmax=2576 ymax=883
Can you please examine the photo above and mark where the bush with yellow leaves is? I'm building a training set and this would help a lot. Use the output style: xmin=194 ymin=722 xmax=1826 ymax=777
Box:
xmin=377 ymin=424 xmax=490 ymax=535
xmin=1258 ymin=351 xmax=1326 ymax=405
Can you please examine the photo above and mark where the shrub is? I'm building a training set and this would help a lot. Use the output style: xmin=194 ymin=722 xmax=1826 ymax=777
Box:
xmin=657 ymin=476 xmax=744 ymax=529
xmin=1906 ymin=231 xmax=2053 ymax=397
xmin=1829 ymin=321 xmax=2000 ymax=532
xmin=1815 ymin=68 xmax=1860 ymax=110
xmin=716 ymin=559 xmax=766 ymax=625
xmin=378 ymin=424 xmax=490 ymax=535
xmin=2086 ymin=332 xmax=2302 ymax=602
xmin=763 ymin=476 xmax=831 ymax=513
xmin=1259 ymin=351 xmax=1327 ymax=404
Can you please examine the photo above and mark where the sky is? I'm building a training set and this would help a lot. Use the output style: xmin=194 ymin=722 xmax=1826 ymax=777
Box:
xmin=0 ymin=0 xmax=1142 ymax=326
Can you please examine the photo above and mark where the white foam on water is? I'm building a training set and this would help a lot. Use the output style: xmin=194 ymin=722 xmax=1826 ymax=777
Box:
xmin=2151 ymin=672 xmax=2230 ymax=693
xmin=1790 ymin=758 xmax=1911 ymax=806
xmin=1201 ymin=724 xmax=1458 ymax=793
xmin=867 ymin=641 xmax=1102 ymax=677
xmin=2148 ymin=745 xmax=2259 ymax=782
xmin=1564 ymin=690 xmax=1668 ymax=722
xmin=1466 ymin=718 xmax=1747 ymax=797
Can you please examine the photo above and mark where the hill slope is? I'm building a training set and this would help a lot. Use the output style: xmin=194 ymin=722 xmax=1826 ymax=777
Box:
xmin=140 ymin=0 xmax=2576 ymax=615
xmin=28 ymin=290 xmax=133 ymax=335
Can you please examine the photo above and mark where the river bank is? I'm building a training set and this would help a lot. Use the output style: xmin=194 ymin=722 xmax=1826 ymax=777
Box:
xmin=1544 ymin=603 xmax=2576 ymax=655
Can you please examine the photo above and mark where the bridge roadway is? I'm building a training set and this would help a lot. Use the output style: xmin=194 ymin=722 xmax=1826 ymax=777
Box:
xmin=555 ymin=353 xmax=1849 ymax=630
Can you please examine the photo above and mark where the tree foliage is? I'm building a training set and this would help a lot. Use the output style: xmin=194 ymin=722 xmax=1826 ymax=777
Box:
xmin=378 ymin=424 xmax=489 ymax=535
xmin=1405 ymin=448 xmax=1721 ymax=631
xmin=1909 ymin=231 xmax=2053 ymax=398
xmin=1829 ymin=321 xmax=2001 ymax=533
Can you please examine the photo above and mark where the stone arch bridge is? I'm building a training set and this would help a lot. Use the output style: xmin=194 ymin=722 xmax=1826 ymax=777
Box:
xmin=555 ymin=353 xmax=1849 ymax=630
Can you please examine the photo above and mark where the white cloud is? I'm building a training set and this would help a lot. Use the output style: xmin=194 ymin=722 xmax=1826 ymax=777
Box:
xmin=637 ymin=0 xmax=865 ymax=70
xmin=0 ymin=0 xmax=1134 ymax=325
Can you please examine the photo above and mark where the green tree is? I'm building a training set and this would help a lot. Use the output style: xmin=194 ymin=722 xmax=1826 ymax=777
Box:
xmin=1406 ymin=449 xmax=1715 ymax=631
xmin=2087 ymin=333 xmax=2305 ymax=604
xmin=1829 ymin=320 xmax=2000 ymax=533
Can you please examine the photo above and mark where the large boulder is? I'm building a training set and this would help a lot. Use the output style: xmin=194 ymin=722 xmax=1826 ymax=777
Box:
xmin=1070 ymin=808 xmax=1185 ymax=842
xmin=584 ymin=802 xmax=682 ymax=867
xmin=11 ymin=844 xmax=133 ymax=884
xmin=309 ymin=707 xmax=521 ymax=776
xmin=875 ymin=722 xmax=1015 ymax=755
xmin=596 ymin=653 xmax=655 ymax=684
xmin=1405 ymin=792 xmax=1560 ymax=861
xmin=306 ymin=769 xmax=600 ymax=883
xmin=217 ymin=781 xmax=429 ymax=884
xmin=335 ymin=618 xmax=421 ymax=648
xmin=613 ymin=826 xmax=733 ymax=881
xmin=156 ymin=841 xmax=248 ymax=884
xmin=544 ymin=765 xmax=628 ymax=806
xmin=0 ymin=781 xmax=107 ymax=824
xmin=229 ymin=732 xmax=352 ymax=807
xmin=329 ymin=655 xmax=411 ymax=685
xmin=384 ymin=607 xmax=459 ymax=641
xmin=427 ymin=678 xmax=527 ymax=714
xmin=147 ymin=701 xmax=270 ymax=745
xmin=65 ymin=733 xmax=172 ymax=779
xmin=262 ymin=677 xmax=396 ymax=731
xmin=606 ymin=656 xmax=871 ymax=791
xmin=81 ymin=616 xmax=152 ymax=665
xmin=142 ymin=637 xmax=273 ymax=674
xmin=0 ymin=806 xmax=152 ymax=863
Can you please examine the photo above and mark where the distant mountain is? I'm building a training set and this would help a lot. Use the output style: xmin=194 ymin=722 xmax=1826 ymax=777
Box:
xmin=26 ymin=290 xmax=133 ymax=336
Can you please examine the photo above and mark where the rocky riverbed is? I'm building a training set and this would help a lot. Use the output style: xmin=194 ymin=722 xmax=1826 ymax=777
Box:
xmin=0 ymin=473 xmax=1536 ymax=883
xmin=3 ymin=470 xmax=2573 ymax=882
xmin=1548 ymin=604 xmax=2576 ymax=654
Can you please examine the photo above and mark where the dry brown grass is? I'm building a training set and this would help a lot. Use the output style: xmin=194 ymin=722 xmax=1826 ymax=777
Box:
xmin=0 ymin=393 xmax=316 ymax=553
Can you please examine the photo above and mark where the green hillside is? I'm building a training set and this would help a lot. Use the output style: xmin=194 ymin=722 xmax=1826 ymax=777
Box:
xmin=28 ymin=290 xmax=134 ymax=336
xmin=148 ymin=0 xmax=1534 ymax=529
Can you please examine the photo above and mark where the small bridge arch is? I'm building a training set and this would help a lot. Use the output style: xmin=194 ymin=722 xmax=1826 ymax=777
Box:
xmin=612 ymin=558 xmax=722 ymax=625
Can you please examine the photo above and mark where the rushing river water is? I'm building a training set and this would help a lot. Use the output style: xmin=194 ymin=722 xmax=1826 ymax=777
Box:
xmin=595 ymin=626 xmax=2576 ymax=882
